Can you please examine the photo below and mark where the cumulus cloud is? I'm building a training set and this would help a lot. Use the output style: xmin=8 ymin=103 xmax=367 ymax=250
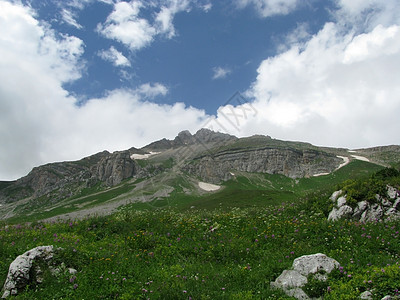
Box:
xmin=212 ymin=67 xmax=232 ymax=80
xmin=236 ymin=0 xmax=300 ymax=17
xmin=97 ymin=0 xmax=207 ymax=51
xmin=0 ymin=1 xmax=207 ymax=180
xmin=336 ymin=0 xmax=400 ymax=31
xmin=97 ymin=1 xmax=156 ymax=50
xmin=98 ymin=46 xmax=131 ymax=67
xmin=213 ymin=2 xmax=400 ymax=148
xmin=155 ymin=0 xmax=191 ymax=38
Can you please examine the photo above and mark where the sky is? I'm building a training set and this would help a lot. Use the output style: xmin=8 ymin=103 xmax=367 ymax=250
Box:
xmin=1 ymin=0 xmax=400 ymax=180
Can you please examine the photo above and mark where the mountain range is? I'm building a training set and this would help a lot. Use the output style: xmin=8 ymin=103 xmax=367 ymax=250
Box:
xmin=1 ymin=129 xmax=399 ymax=222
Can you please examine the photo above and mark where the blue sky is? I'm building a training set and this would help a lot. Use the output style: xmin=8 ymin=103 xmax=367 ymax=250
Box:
xmin=1 ymin=0 xmax=400 ymax=180
xmin=36 ymin=0 xmax=332 ymax=113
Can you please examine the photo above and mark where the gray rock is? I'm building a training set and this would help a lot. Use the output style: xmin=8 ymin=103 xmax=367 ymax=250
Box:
xmin=387 ymin=185 xmax=398 ymax=200
xmin=337 ymin=196 xmax=347 ymax=207
xmin=271 ymin=253 xmax=340 ymax=300
xmin=329 ymin=190 xmax=342 ymax=202
xmin=381 ymin=296 xmax=392 ymax=300
xmin=393 ymin=199 xmax=400 ymax=210
xmin=385 ymin=208 xmax=400 ymax=222
xmin=2 ymin=246 xmax=55 ymax=298
xmin=328 ymin=205 xmax=353 ymax=221
xmin=360 ymin=290 xmax=373 ymax=300
xmin=293 ymin=253 xmax=340 ymax=277
xmin=184 ymin=147 xmax=342 ymax=183
xmin=286 ymin=288 xmax=311 ymax=300
xmin=353 ymin=201 xmax=369 ymax=219
xmin=68 ymin=268 xmax=78 ymax=275
xmin=270 ymin=270 xmax=308 ymax=290
xmin=360 ymin=204 xmax=383 ymax=223
xmin=381 ymin=197 xmax=392 ymax=208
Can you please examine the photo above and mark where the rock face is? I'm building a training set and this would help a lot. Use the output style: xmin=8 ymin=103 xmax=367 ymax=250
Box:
xmin=0 ymin=150 xmax=141 ymax=204
xmin=185 ymin=148 xmax=342 ymax=183
xmin=2 ymin=246 xmax=55 ymax=298
xmin=143 ymin=128 xmax=237 ymax=151
xmin=271 ymin=253 xmax=340 ymax=300
xmin=328 ymin=186 xmax=400 ymax=222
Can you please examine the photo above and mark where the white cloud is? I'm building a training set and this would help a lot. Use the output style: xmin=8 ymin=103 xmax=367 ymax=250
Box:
xmin=236 ymin=0 xmax=300 ymax=17
xmin=155 ymin=0 xmax=191 ymax=38
xmin=97 ymin=1 xmax=156 ymax=50
xmin=202 ymin=3 xmax=212 ymax=12
xmin=212 ymin=67 xmax=231 ymax=80
xmin=212 ymin=3 xmax=400 ymax=148
xmin=61 ymin=8 xmax=82 ymax=29
xmin=98 ymin=0 xmax=205 ymax=50
xmin=98 ymin=46 xmax=131 ymax=67
xmin=0 ymin=1 xmax=207 ymax=180
xmin=335 ymin=0 xmax=400 ymax=31
xmin=136 ymin=83 xmax=168 ymax=98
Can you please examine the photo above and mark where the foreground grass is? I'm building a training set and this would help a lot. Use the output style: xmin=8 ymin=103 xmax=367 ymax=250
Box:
xmin=1 ymin=200 xmax=399 ymax=299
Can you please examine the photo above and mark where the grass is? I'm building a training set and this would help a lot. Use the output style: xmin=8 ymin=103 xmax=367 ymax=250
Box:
xmin=2 ymin=162 xmax=399 ymax=299
xmin=1 ymin=197 xmax=399 ymax=299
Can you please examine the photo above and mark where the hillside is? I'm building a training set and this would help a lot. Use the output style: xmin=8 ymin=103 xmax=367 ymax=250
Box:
xmin=1 ymin=167 xmax=399 ymax=299
xmin=0 ymin=129 xmax=398 ymax=223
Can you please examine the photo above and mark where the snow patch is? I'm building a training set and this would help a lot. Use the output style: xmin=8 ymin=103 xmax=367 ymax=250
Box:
xmin=313 ymin=172 xmax=330 ymax=177
xmin=351 ymin=155 xmax=370 ymax=162
xmin=336 ymin=156 xmax=350 ymax=170
xmin=130 ymin=152 xmax=160 ymax=160
xmin=198 ymin=182 xmax=221 ymax=192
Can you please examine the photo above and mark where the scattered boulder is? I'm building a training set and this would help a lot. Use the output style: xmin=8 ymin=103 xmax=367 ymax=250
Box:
xmin=328 ymin=205 xmax=353 ymax=221
xmin=328 ymin=186 xmax=400 ymax=223
xmin=1 ymin=246 xmax=71 ymax=298
xmin=360 ymin=290 xmax=373 ymax=300
xmin=271 ymin=253 xmax=340 ymax=299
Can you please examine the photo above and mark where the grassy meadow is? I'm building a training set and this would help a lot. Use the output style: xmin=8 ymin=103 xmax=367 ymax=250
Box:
xmin=1 ymin=162 xmax=399 ymax=299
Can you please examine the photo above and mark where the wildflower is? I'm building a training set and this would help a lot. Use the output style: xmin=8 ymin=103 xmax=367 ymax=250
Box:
xmin=222 ymin=287 xmax=226 ymax=291
xmin=183 ymin=290 xmax=187 ymax=294
xmin=73 ymin=284 xmax=78 ymax=289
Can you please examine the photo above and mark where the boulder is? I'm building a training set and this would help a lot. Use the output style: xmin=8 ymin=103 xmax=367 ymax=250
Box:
xmin=328 ymin=188 xmax=400 ymax=223
xmin=271 ymin=253 xmax=340 ymax=300
xmin=360 ymin=204 xmax=383 ymax=223
xmin=337 ymin=196 xmax=347 ymax=207
xmin=387 ymin=185 xmax=398 ymax=200
xmin=293 ymin=253 xmax=340 ymax=278
xmin=2 ymin=246 xmax=56 ymax=298
xmin=353 ymin=201 xmax=369 ymax=219
xmin=329 ymin=190 xmax=342 ymax=202
xmin=328 ymin=205 xmax=353 ymax=221
xmin=360 ymin=290 xmax=373 ymax=300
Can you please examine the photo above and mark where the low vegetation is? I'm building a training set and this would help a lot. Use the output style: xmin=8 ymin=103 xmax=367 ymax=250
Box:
xmin=1 ymin=166 xmax=399 ymax=299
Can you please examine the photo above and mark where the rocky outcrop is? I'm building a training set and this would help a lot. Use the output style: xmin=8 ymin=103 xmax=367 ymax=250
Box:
xmin=185 ymin=148 xmax=342 ymax=183
xmin=0 ymin=150 xmax=141 ymax=204
xmin=1 ymin=246 xmax=76 ymax=298
xmin=271 ymin=253 xmax=340 ymax=299
xmin=91 ymin=151 xmax=138 ymax=186
xmin=328 ymin=186 xmax=400 ymax=222
xmin=143 ymin=129 xmax=237 ymax=151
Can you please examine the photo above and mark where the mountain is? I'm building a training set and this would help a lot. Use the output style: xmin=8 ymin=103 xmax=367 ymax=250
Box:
xmin=0 ymin=129 xmax=398 ymax=222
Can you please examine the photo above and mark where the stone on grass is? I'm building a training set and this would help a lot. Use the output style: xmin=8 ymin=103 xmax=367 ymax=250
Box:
xmin=2 ymin=246 xmax=57 ymax=298
xmin=328 ymin=205 xmax=353 ymax=221
xmin=271 ymin=253 xmax=340 ymax=300
xmin=360 ymin=290 xmax=373 ymax=300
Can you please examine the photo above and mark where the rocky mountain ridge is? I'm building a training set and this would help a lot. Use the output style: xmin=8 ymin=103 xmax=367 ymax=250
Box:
xmin=0 ymin=129 xmax=398 ymax=220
